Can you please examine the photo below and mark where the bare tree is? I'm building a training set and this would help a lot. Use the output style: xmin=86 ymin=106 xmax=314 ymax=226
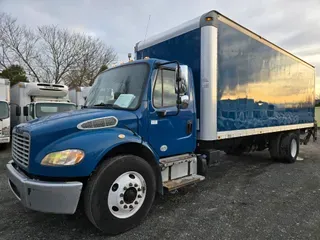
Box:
xmin=35 ymin=26 xmax=117 ymax=84
xmin=0 ymin=12 xmax=117 ymax=85
xmin=37 ymin=25 xmax=87 ymax=83
xmin=0 ymin=13 xmax=15 ymax=70
xmin=0 ymin=13 xmax=40 ymax=81
xmin=65 ymin=36 xmax=117 ymax=87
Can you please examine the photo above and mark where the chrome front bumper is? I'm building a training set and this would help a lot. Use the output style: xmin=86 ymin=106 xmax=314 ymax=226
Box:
xmin=6 ymin=161 xmax=83 ymax=214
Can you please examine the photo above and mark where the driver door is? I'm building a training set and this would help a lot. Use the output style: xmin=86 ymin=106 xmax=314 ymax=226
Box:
xmin=148 ymin=67 xmax=196 ymax=157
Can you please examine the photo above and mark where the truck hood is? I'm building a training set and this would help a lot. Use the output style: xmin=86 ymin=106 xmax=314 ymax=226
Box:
xmin=14 ymin=109 xmax=138 ymax=146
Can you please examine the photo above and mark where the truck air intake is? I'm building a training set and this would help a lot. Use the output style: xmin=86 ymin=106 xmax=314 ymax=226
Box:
xmin=77 ymin=116 xmax=118 ymax=130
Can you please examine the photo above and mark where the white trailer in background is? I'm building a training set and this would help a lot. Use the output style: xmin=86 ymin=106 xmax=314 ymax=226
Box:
xmin=0 ymin=78 xmax=10 ymax=146
xmin=10 ymin=82 xmax=76 ymax=128
xmin=69 ymin=87 xmax=91 ymax=109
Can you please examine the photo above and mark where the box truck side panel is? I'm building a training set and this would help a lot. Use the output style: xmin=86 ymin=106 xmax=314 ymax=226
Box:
xmin=216 ymin=20 xmax=315 ymax=138
xmin=68 ymin=90 xmax=76 ymax=105
xmin=136 ymin=10 xmax=316 ymax=141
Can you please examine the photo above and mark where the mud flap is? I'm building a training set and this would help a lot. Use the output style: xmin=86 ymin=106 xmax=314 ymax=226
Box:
xmin=301 ymin=121 xmax=317 ymax=145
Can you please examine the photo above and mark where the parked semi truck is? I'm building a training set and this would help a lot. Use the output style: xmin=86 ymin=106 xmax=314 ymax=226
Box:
xmin=6 ymin=10 xmax=316 ymax=234
xmin=0 ymin=78 xmax=10 ymax=146
xmin=69 ymin=87 xmax=91 ymax=109
xmin=10 ymin=82 xmax=76 ymax=128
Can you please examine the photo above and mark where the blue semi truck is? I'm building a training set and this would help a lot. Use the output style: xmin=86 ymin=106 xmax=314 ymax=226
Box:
xmin=6 ymin=10 xmax=317 ymax=234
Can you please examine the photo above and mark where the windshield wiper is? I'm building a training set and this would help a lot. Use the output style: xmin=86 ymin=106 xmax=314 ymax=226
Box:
xmin=93 ymin=103 xmax=114 ymax=108
xmin=91 ymin=102 xmax=124 ymax=109
xmin=91 ymin=103 xmax=125 ymax=110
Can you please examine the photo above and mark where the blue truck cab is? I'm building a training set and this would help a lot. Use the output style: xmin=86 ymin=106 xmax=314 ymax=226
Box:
xmin=7 ymin=58 xmax=201 ymax=234
xmin=7 ymin=10 xmax=317 ymax=234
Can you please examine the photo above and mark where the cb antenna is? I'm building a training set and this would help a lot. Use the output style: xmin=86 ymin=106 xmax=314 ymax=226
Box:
xmin=142 ymin=15 xmax=151 ymax=58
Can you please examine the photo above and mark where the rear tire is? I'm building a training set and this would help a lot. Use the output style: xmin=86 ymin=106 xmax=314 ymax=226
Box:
xmin=279 ymin=132 xmax=299 ymax=163
xmin=84 ymin=155 xmax=156 ymax=235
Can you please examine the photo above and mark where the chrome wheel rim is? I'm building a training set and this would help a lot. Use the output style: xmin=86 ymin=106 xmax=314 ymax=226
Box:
xmin=291 ymin=138 xmax=297 ymax=158
xmin=108 ymin=171 xmax=146 ymax=219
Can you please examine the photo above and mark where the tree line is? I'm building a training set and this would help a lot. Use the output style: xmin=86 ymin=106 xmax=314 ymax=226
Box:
xmin=0 ymin=12 xmax=117 ymax=86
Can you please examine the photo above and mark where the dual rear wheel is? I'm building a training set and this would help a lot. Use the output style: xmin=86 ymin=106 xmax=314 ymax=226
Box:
xmin=269 ymin=131 xmax=299 ymax=163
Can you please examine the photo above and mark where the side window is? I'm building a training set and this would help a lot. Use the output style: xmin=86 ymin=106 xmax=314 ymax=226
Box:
xmin=153 ymin=69 xmax=176 ymax=108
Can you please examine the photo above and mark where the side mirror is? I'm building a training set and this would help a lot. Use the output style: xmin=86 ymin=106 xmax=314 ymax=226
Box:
xmin=176 ymin=65 xmax=188 ymax=94
xmin=16 ymin=106 xmax=21 ymax=117
xmin=23 ymin=106 xmax=28 ymax=116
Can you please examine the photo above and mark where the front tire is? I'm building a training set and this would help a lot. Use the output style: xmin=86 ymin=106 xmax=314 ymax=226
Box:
xmin=84 ymin=155 xmax=156 ymax=234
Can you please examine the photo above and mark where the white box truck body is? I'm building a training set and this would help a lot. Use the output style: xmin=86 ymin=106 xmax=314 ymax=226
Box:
xmin=11 ymin=82 xmax=76 ymax=128
xmin=0 ymin=78 xmax=10 ymax=144
xmin=69 ymin=87 xmax=91 ymax=109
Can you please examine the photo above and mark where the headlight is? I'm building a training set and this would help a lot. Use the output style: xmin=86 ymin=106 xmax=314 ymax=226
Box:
xmin=41 ymin=149 xmax=85 ymax=166
xmin=2 ymin=127 xmax=10 ymax=136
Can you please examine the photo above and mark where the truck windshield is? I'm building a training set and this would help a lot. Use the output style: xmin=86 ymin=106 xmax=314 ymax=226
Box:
xmin=0 ymin=101 xmax=9 ymax=119
xmin=35 ymin=103 xmax=76 ymax=118
xmin=85 ymin=63 xmax=149 ymax=109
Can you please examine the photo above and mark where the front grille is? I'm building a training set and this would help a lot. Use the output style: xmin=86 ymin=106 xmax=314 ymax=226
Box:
xmin=12 ymin=132 xmax=30 ymax=168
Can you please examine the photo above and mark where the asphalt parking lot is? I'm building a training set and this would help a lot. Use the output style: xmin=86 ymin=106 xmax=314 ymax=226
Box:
xmin=1 ymin=142 xmax=320 ymax=240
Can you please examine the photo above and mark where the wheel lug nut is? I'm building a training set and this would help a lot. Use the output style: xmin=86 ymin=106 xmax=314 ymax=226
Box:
xmin=123 ymin=187 xmax=127 ymax=190
xmin=138 ymin=195 xmax=142 ymax=198
xmin=134 ymin=184 xmax=138 ymax=187
xmin=124 ymin=205 xmax=128 ymax=209
xmin=134 ymin=201 xmax=138 ymax=205
xmin=120 ymin=200 xmax=124 ymax=204
xmin=138 ymin=188 xmax=141 ymax=191
xmin=129 ymin=205 xmax=133 ymax=209
xmin=120 ymin=193 xmax=124 ymax=197
xmin=129 ymin=183 xmax=133 ymax=187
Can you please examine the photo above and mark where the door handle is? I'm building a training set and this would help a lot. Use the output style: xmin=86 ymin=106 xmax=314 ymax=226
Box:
xmin=187 ymin=120 xmax=193 ymax=134
xmin=156 ymin=110 xmax=167 ymax=117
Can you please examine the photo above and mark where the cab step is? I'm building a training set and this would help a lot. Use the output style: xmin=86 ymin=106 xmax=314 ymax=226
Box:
xmin=160 ymin=154 xmax=198 ymax=183
xmin=159 ymin=154 xmax=196 ymax=167
xmin=163 ymin=174 xmax=205 ymax=191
